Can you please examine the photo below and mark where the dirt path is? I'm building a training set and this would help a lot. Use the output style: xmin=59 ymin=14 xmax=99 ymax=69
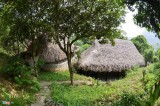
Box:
xmin=31 ymin=81 xmax=53 ymax=106
xmin=57 ymin=80 xmax=93 ymax=85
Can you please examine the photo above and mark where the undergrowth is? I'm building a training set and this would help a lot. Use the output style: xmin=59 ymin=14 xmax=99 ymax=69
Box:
xmin=0 ymin=53 xmax=40 ymax=106
xmin=39 ymin=66 xmax=145 ymax=106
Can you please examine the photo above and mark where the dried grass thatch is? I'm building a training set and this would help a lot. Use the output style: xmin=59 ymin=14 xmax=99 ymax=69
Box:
xmin=77 ymin=39 xmax=145 ymax=72
xmin=40 ymin=42 xmax=67 ymax=63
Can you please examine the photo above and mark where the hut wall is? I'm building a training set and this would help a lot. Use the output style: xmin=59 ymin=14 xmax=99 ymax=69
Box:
xmin=42 ymin=61 xmax=68 ymax=72
xmin=42 ymin=55 xmax=78 ymax=72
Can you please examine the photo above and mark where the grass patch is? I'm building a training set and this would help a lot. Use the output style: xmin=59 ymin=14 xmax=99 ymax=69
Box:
xmin=51 ymin=82 xmax=110 ymax=106
xmin=38 ymin=66 xmax=146 ymax=106
xmin=38 ymin=71 xmax=91 ymax=81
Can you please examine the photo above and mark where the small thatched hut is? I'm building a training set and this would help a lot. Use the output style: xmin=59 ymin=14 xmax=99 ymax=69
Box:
xmin=77 ymin=39 xmax=145 ymax=80
xmin=40 ymin=42 xmax=77 ymax=72
xmin=22 ymin=36 xmax=78 ymax=72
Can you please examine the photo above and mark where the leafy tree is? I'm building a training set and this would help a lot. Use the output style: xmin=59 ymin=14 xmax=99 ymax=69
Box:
xmin=144 ymin=49 xmax=154 ymax=64
xmin=125 ymin=0 xmax=160 ymax=38
xmin=47 ymin=0 xmax=125 ymax=85
xmin=131 ymin=35 xmax=154 ymax=64
xmin=0 ymin=0 xmax=50 ymax=76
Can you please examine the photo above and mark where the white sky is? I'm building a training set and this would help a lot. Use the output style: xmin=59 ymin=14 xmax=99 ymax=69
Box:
xmin=121 ymin=9 xmax=146 ymax=39
xmin=120 ymin=9 xmax=160 ymax=49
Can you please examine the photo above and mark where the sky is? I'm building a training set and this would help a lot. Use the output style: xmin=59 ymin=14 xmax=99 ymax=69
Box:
xmin=121 ymin=9 xmax=160 ymax=49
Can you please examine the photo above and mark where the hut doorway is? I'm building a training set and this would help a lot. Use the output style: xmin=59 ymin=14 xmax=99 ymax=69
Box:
xmin=77 ymin=70 xmax=126 ymax=81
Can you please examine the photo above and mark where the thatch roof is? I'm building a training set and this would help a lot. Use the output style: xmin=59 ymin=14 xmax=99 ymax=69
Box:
xmin=40 ymin=42 xmax=67 ymax=63
xmin=77 ymin=39 xmax=145 ymax=72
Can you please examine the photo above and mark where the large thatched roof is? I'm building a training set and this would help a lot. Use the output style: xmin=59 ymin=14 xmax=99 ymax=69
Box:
xmin=40 ymin=42 xmax=67 ymax=63
xmin=77 ymin=39 xmax=145 ymax=72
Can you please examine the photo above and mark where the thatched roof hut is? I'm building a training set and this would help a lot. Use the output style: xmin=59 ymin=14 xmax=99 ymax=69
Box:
xmin=23 ymin=38 xmax=78 ymax=72
xmin=38 ymin=42 xmax=67 ymax=71
xmin=39 ymin=42 xmax=77 ymax=72
xmin=77 ymin=39 xmax=145 ymax=72
xmin=40 ymin=42 xmax=67 ymax=64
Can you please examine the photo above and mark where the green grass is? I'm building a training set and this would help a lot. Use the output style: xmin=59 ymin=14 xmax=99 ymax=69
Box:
xmin=38 ymin=71 xmax=91 ymax=81
xmin=39 ymin=67 xmax=145 ymax=106
xmin=51 ymin=82 xmax=109 ymax=106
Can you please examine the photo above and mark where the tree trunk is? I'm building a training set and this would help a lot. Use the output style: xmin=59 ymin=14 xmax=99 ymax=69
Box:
xmin=66 ymin=42 xmax=74 ymax=85
xmin=31 ymin=53 xmax=38 ymax=77
xmin=31 ymin=36 xmax=38 ymax=77
xmin=33 ymin=56 xmax=38 ymax=77
xmin=67 ymin=54 xmax=74 ymax=85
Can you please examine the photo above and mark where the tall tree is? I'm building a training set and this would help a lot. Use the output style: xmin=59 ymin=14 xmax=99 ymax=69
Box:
xmin=131 ymin=35 xmax=154 ymax=64
xmin=125 ymin=0 xmax=160 ymax=38
xmin=48 ymin=0 xmax=125 ymax=85
xmin=0 ymin=0 xmax=50 ymax=76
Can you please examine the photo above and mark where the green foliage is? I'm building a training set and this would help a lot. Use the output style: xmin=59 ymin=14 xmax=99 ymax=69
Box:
xmin=15 ymin=77 xmax=40 ymax=93
xmin=153 ymin=56 xmax=159 ymax=63
xmin=49 ymin=0 xmax=125 ymax=43
xmin=0 ymin=53 xmax=37 ymax=106
xmin=143 ymin=62 xmax=160 ymax=106
xmin=144 ymin=49 xmax=154 ymax=63
xmin=36 ymin=58 xmax=45 ymax=71
xmin=0 ymin=0 xmax=49 ymax=54
xmin=131 ymin=35 xmax=153 ymax=54
xmin=132 ymin=65 xmax=140 ymax=71
xmin=1 ymin=88 xmax=35 ymax=106
xmin=1 ymin=56 xmax=31 ymax=79
xmin=0 ymin=52 xmax=10 ymax=73
xmin=1 ymin=56 xmax=40 ymax=93
xmin=157 ymin=48 xmax=160 ymax=60
xmin=111 ymin=92 xmax=142 ymax=106
xmin=74 ymin=38 xmax=92 ymax=47
xmin=126 ymin=0 xmax=160 ymax=38
xmin=143 ymin=73 xmax=155 ymax=94
xmin=125 ymin=65 xmax=140 ymax=76
xmin=131 ymin=35 xmax=155 ymax=64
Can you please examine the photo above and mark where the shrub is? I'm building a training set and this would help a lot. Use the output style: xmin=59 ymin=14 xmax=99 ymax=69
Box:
xmin=111 ymin=92 xmax=142 ymax=106
xmin=37 ymin=58 xmax=45 ymax=69
xmin=0 ymin=53 xmax=10 ymax=73
xmin=153 ymin=56 xmax=159 ymax=62
xmin=1 ymin=56 xmax=40 ymax=93
xmin=153 ymin=62 xmax=160 ymax=69
xmin=1 ymin=56 xmax=30 ymax=79
xmin=15 ymin=76 xmax=40 ymax=93
xmin=143 ymin=63 xmax=160 ymax=106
